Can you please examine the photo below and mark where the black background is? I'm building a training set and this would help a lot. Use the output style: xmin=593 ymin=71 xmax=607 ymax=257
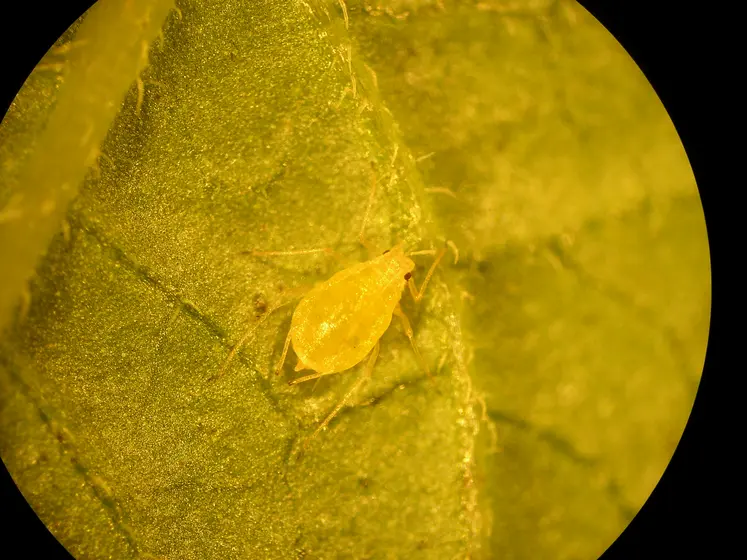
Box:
xmin=0 ymin=0 xmax=730 ymax=558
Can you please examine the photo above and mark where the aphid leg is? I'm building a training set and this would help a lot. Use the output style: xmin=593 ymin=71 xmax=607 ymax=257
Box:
xmin=409 ymin=242 xmax=458 ymax=265
xmin=300 ymin=342 xmax=380 ymax=455
xmin=393 ymin=304 xmax=433 ymax=381
xmin=407 ymin=247 xmax=447 ymax=303
xmin=273 ymin=328 xmax=293 ymax=376
xmin=288 ymin=369 xmax=343 ymax=386
xmin=447 ymin=240 xmax=459 ymax=265
xmin=407 ymin=249 xmax=438 ymax=256
xmin=424 ymin=186 xmax=458 ymax=199
xmin=212 ymin=298 xmax=295 ymax=382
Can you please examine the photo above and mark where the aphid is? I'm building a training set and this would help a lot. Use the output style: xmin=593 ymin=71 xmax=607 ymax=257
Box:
xmin=271 ymin=241 xmax=443 ymax=376
xmin=222 ymin=166 xmax=447 ymax=453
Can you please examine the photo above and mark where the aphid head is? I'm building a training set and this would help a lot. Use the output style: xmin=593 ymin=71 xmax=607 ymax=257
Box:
xmin=381 ymin=243 xmax=415 ymax=278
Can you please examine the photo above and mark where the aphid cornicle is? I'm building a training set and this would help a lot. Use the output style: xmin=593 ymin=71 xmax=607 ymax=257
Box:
xmin=220 ymin=166 xmax=447 ymax=453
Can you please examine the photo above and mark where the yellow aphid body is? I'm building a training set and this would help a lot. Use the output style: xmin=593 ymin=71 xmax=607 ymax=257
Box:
xmin=291 ymin=245 xmax=415 ymax=375
xmin=216 ymin=168 xmax=449 ymax=454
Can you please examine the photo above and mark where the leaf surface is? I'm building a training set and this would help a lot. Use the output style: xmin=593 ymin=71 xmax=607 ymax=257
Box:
xmin=0 ymin=1 xmax=710 ymax=559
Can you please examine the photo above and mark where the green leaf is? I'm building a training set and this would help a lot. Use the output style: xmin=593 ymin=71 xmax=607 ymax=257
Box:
xmin=345 ymin=1 xmax=709 ymax=557
xmin=0 ymin=1 xmax=710 ymax=559
xmin=0 ymin=0 xmax=176 ymax=328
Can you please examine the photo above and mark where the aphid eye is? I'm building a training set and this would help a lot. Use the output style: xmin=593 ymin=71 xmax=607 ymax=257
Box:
xmin=404 ymin=272 xmax=412 ymax=280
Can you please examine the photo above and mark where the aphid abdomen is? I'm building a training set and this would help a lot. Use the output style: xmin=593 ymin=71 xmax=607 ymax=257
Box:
xmin=290 ymin=261 xmax=402 ymax=374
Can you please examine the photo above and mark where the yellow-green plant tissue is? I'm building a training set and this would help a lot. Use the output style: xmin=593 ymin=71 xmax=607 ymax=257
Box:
xmin=0 ymin=1 xmax=710 ymax=559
